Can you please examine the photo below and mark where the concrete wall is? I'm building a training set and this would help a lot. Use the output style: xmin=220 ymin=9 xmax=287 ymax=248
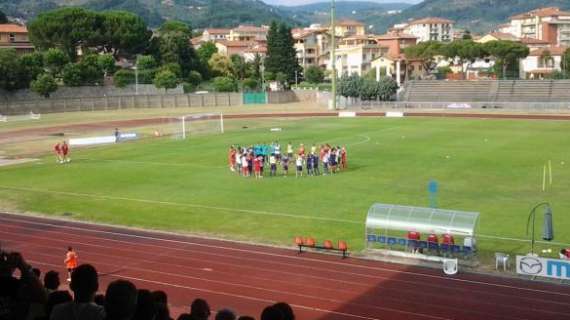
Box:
xmin=0 ymin=92 xmax=242 ymax=115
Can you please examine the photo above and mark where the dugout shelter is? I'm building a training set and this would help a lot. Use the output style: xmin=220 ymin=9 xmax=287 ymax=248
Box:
xmin=365 ymin=203 xmax=479 ymax=258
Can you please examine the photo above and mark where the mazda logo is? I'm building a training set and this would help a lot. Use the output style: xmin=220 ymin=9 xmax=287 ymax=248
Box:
xmin=519 ymin=257 xmax=542 ymax=275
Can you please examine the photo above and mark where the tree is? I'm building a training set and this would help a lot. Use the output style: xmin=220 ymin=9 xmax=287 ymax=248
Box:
xmin=230 ymin=54 xmax=247 ymax=80
xmin=158 ymin=20 xmax=192 ymax=38
xmin=31 ymin=74 xmax=58 ymax=98
xmin=44 ymin=48 xmax=68 ymax=76
xmin=338 ymin=74 xmax=362 ymax=99
xmin=304 ymin=66 xmax=325 ymax=84
xmin=212 ymin=76 xmax=238 ymax=92
xmin=484 ymin=40 xmax=529 ymax=79
xmin=197 ymin=41 xmax=218 ymax=63
xmin=562 ymin=48 xmax=570 ymax=76
xmin=265 ymin=21 xmax=301 ymax=84
xmin=113 ymin=69 xmax=134 ymax=88
xmin=97 ymin=54 xmax=116 ymax=76
xmin=0 ymin=49 xmax=25 ymax=91
xmin=403 ymin=41 xmax=443 ymax=75
xmin=62 ymin=64 xmax=83 ymax=87
xmin=187 ymin=71 xmax=202 ymax=86
xmin=0 ymin=10 xmax=8 ymax=24
xmin=153 ymin=70 xmax=177 ymax=92
xmin=462 ymin=30 xmax=472 ymax=40
xmin=158 ymin=21 xmax=200 ymax=78
xmin=160 ymin=63 xmax=182 ymax=78
xmin=100 ymin=11 xmax=152 ymax=59
xmin=249 ymin=53 xmax=262 ymax=80
xmin=19 ymin=52 xmax=45 ymax=86
xmin=242 ymin=78 xmax=259 ymax=91
xmin=28 ymin=8 xmax=104 ymax=60
xmin=440 ymin=40 xmax=486 ymax=73
xmin=77 ymin=54 xmax=105 ymax=85
xmin=208 ymin=53 xmax=234 ymax=77
xmin=137 ymin=55 xmax=157 ymax=70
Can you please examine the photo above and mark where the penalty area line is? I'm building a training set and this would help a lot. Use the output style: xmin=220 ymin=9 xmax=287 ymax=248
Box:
xmin=0 ymin=185 xmax=360 ymax=225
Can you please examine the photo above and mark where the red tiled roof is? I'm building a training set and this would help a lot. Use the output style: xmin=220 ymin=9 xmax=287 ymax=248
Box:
xmin=337 ymin=19 xmax=365 ymax=26
xmin=520 ymin=37 xmax=551 ymax=45
xmin=233 ymin=25 xmax=268 ymax=33
xmin=511 ymin=7 xmax=570 ymax=20
xmin=0 ymin=24 xmax=28 ymax=33
xmin=407 ymin=17 xmax=454 ymax=25
xmin=487 ymin=32 xmax=519 ymax=41
xmin=529 ymin=46 xmax=568 ymax=56
xmin=204 ymin=28 xmax=231 ymax=35
xmin=376 ymin=32 xmax=417 ymax=40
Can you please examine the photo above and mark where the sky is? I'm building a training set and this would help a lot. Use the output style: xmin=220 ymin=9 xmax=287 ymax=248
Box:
xmin=262 ymin=0 xmax=422 ymax=6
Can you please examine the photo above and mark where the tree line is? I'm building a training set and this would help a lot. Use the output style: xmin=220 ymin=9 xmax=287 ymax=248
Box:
xmin=0 ymin=7 xmax=304 ymax=97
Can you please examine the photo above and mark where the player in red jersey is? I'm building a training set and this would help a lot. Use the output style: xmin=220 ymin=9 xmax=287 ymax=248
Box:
xmin=61 ymin=141 xmax=70 ymax=163
xmin=53 ymin=142 xmax=63 ymax=163
xmin=228 ymin=146 xmax=236 ymax=172
xmin=340 ymin=146 xmax=347 ymax=169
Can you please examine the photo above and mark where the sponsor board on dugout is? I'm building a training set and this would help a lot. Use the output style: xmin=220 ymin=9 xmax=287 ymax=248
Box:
xmin=516 ymin=255 xmax=570 ymax=280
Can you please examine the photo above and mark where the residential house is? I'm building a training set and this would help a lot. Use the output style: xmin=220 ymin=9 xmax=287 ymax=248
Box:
xmin=292 ymin=26 xmax=330 ymax=70
xmin=329 ymin=35 xmax=384 ymax=77
xmin=371 ymin=31 xmax=421 ymax=85
xmin=397 ymin=17 xmax=454 ymax=43
xmin=508 ymin=7 xmax=570 ymax=47
xmin=0 ymin=24 xmax=34 ymax=54
xmin=228 ymin=25 xmax=269 ymax=42
xmin=330 ymin=19 xmax=365 ymax=37
xmin=215 ymin=40 xmax=266 ymax=62
xmin=202 ymin=28 xmax=231 ymax=42
xmin=520 ymin=46 xmax=567 ymax=79
xmin=475 ymin=32 xmax=520 ymax=43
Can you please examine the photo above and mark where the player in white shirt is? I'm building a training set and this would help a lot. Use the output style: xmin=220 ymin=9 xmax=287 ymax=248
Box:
xmin=295 ymin=156 xmax=303 ymax=178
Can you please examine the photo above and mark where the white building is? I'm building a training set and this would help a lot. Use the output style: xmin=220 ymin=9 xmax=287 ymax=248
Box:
xmin=398 ymin=17 xmax=454 ymax=43
xmin=292 ymin=26 xmax=330 ymax=70
xmin=508 ymin=7 xmax=570 ymax=47
xmin=328 ymin=35 xmax=384 ymax=77
xmin=520 ymin=46 xmax=566 ymax=79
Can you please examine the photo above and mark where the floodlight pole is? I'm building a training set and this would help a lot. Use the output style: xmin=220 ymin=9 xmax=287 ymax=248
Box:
xmin=330 ymin=0 xmax=337 ymax=110
xmin=526 ymin=202 xmax=552 ymax=255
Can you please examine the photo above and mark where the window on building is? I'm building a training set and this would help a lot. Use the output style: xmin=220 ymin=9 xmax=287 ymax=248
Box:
xmin=9 ymin=33 xmax=15 ymax=42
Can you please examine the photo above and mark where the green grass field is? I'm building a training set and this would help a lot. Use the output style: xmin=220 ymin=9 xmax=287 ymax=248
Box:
xmin=1 ymin=116 xmax=569 ymax=262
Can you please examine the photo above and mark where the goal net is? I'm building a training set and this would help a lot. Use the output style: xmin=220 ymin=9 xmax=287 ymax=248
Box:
xmin=176 ymin=112 xmax=224 ymax=139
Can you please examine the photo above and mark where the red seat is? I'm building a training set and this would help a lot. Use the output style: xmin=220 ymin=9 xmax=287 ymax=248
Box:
xmin=323 ymin=240 xmax=333 ymax=249
xmin=338 ymin=240 xmax=348 ymax=251
xmin=305 ymin=237 xmax=316 ymax=247
xmin=294 ymin=236 xmax=303 ymax=246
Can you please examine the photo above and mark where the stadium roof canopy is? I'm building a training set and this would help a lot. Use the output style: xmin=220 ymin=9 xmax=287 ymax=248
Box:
xmin=365 ymin=203 xmax=480 ymax=237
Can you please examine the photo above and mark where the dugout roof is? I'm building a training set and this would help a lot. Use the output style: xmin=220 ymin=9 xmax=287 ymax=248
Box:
xmin=365 ymin=203 xmax=480 ymax=237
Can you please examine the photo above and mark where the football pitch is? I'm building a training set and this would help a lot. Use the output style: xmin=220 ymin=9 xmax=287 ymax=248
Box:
xmin=1 ymin=115 xmax=569 ymax=262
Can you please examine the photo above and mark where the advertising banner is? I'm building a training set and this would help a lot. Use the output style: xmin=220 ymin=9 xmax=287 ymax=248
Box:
xmin=516 ymin=255 xmax=570 ymax=280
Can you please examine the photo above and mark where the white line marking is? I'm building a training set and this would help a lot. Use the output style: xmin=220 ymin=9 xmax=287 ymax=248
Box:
xmin=0 ymin=185 xmax=360 ymax=224
xmin=2 ymin=214 xmax=569 ymax=298
xmin=351 ymin=135 xmax=371 ymax=146
xmin=479 ymin=234 xmax=570 ymax=247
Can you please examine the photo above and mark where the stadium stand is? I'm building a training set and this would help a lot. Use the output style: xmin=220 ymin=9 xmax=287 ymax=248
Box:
xmin=401 ymin=80 xmax=570 ymax=103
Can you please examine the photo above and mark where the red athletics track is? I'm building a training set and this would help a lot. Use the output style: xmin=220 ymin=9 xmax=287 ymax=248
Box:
xmin=1 ymin=213 xmax=569 ymax=320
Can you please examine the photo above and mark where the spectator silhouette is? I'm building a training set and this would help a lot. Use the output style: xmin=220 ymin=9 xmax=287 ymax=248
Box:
xmin=215 ymin=309 xmax=236 ymax=320
xmin=44 ymin=291 xmax=72 ymax=320
xmin=152 ymin=290 xmax=172 ymax=320
xmin=260 ymin=306 xmax=283 ymax=320
xmin=44 ymin=271 xmax=61 ymax=294
xmin=176 ymin=315 xmax=192 ymax=320
xmin=133 ymin=289 xmax=157 ymax=320
xmin=0 ymin=251 xmax=46 ymax=320
xmin=50 ymin=264 xmax=105 ymax=320
xmin=187 ymin=298 xmax=210 ymax=320
xmin=237 ymin=317 xmax=255 ymax=320
xmin=105 ymin=280 xmax=137 ymax=320
xmin=272 ymin=303 xmax=294 ymax=320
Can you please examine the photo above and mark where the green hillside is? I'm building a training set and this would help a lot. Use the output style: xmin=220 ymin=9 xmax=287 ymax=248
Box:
xmin=371 ymin=0 xmax=570 ymax=34
xmin=0 ymin=0 xmax=299 ymax=28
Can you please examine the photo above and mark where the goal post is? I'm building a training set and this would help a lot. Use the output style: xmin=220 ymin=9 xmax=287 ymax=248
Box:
xmin=179 ymin=112 xmax=224 ymax=139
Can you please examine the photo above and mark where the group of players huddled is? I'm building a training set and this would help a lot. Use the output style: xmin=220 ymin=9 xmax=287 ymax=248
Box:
xmin=228 ymin=142 xmax=347 ymax=178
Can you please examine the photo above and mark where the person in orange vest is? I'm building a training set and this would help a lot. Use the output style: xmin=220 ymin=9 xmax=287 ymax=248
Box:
xmin=64 ymin=246 xmax=78 ymax=282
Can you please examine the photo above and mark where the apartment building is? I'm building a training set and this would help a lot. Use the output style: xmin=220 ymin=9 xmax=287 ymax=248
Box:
xmin=397 ymin=17 xmax=454 ymax=43
xmin=330 ymin=35 xmax=384 ymax=77
xmin=202 ymin=28 xmax=231 ymax=42
xmin=0 ymin=24 xmax=34 ymax=54
xmin=228 ymin=25 xmax=269 ymax=42
xmin=508 ymin=7 xmax=570 ymax=47
xmin=215 ymin=40 xmax=266 ymax=62
xmin=330 ymin=19 xmax=365 ymax=37
xmin=292 ymin=26 xmax=330 ymax=70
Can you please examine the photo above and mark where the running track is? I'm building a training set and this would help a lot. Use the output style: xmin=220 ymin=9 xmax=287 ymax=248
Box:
xmin=1 ymin=214 xmax=570 ymax=319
